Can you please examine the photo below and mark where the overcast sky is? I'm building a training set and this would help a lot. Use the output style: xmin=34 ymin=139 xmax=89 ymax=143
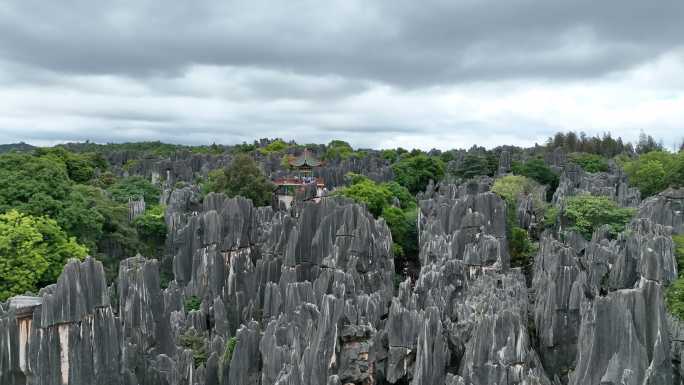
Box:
xmin=0 ymin=1 xmax=682 ymax=150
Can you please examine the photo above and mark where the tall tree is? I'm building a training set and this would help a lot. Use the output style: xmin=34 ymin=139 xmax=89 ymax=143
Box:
xmin=204 ymin=154 xmax=274 ymax=206
xmin=391 ymin=154 xmax=445 ymax=194
xmin=0 ymin=210 xmax=87 ymax=301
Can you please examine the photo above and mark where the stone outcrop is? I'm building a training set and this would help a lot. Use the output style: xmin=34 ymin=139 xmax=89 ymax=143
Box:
xmin=1 ymin=179 xmax=681 ymax=385
xmin=0 ymin=257 xmax=121 ymax=385
xmin=532 ymin=189 xmax=680 ymax=384
xmin=552 ymin=163 xmax=640 ymax=207
xmin=544 ymin=147 xmax=567 ymax=172
xmin=639 ymin=188 xmax=684 ymax=234
xmin=376 ymin=183 xmax=550 ymax=385
xmin=498 ymin=149 xmax=511 ymax=175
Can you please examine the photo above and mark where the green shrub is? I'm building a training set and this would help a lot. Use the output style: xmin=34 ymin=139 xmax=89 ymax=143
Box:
xmin=492 ymin=176 xmax=541 ymax=270
xmin=122 ymin=159 xmax=139 ymax=172
xmin=381 ymin=148 xmax=406 ymax=163
xmin=344 ymin=172 xmax=371 ymax=186
xmin=336 ymin=175 xmax=415 ymax=218
xmin=323 ymin=140 xmax=361 ymax=160
xmin=184 ymin=296 xmax=201 ymax=312
xmin=666 ymin=278 xmax=684 ymax=320
xmin=34 ymin=147 xmax=106 ymax=183
xmin=448 ymin=152 xmax=497 ymax=180
xmin=511 ymin=159 xmax=559 ymax=201
xmin=93 ymin=171 xmax=117 ymax=188
xmin=107 ymin=176 xmax=160 ymax=204
xmin=0 ymin=210 xmax=87 ymax=301
xmin=179 ymin=330 xmax=208 ymax=368
xmin=335 ymin=176 xmax=418 ymax=269
xmin=674 ymin=235 xmax=684 ymax=273
xmin=0 ymin=152 xmax=71 ymax=221
xmin=234 ymin=142 xmax=256 ymax=153
xmin=543 ymin=207 xmax=559 ymax=229
xmin=133 ymin=205 xmax=167 ymax=257
xmin=189 ymin=143 xmax=224 ymax=155
xmin=258 ymin=139 xmax=289 ymax=155
xmin=382 ymin=206 xmax=418 ymax=259
xmin=222 ymin=336 xmax=238 ymax=365
xmin=440 ymin=151 xmax=456 ymax=164
xmin=622 ymin=151 xmax=684 ymax=197
xmin=568 ymin=153 xmax=609 ymax=173
xmin=509 ymin=226 xmax=537 ymax=268
xmin=383 ymin=182 xmax=416 ymax=210
xmin=391 ymin=154 xmax=445 ymax=194
xmin=564 ymin=195 xmax=635 ymax=239
xmin=133 ymin=205 xmax=166 ymax=241
xmin=491 ymin=175 xmax=543 ymax=207
xmin=203 ymin=154 xmax=274 ymax=206
xmin=335 ymin=178 xmax=393 ymax=217
xmin=666 ymin=235 xmax=684 ymax=319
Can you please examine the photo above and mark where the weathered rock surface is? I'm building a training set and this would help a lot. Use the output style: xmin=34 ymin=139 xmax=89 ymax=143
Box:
xmin=640 ymin=188 xmax=684 ymax=235
xmin=533 ymin=181 xmax=680 ymax=384
xmin=1 ymin=181 xmax=681 ymax=385
xmin=552 ymin=163 xmax=640 ymax=207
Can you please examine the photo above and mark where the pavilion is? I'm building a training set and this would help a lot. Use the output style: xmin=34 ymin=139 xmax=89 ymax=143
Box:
xmin=273 ymin=149 xmax=326 ymax=209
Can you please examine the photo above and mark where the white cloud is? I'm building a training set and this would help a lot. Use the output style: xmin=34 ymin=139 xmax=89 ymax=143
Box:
xmin=0 ymin=1 xmax=683 ymax=150
xmin=1 ymin=52 xmax=683 ymax=150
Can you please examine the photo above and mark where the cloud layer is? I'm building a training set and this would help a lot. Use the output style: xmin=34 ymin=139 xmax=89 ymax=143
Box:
xmin=0 ymin=0 xmax=682 ymax=149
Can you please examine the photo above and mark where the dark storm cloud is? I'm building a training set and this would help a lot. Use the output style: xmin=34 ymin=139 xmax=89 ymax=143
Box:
xmin=1 ymin=0 xmax=683 ymax=150
xmin=1 ymin=0 xmax=683 ymax=87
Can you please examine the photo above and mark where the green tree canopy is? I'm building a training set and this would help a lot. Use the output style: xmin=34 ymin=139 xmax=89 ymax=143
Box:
xmin=323 ymin=140 xmax=365 ymax=160
xmin=258 ymin=139 xmax=290 ymax=155
xmin=621 ymin=150 xmax=684 ymax=197
xmin=448 ymin=152 xmax=497 ymax=180
xmin=133 ymin=205 xmax=167 ymax=258
xmin=383 ymin=181 xmax=416 ymax=210
xmin=491 ymin=175 xmax=542 ymax=271
xmin=0 ymin=152 xmax=71 ymax=220
xmin=335 ymin=175 xmax=417 ymax=260
xmin=546 ymin=131 xmax=632 ymax=157
xmin=381 ymin=206 xmax=418 ymax=258
xmin=391 ymin=154 xmax=445 ymax=194
xmin=511 ymin=159 xmax=559 ymax=200
xmin=204 ymin=153 xmax=274 ymax=206
xmin=0 ymin=210 xmax=87 ymax=301
xmin=509 ymin=227 xmax=537 ymax=269
xmin=491 ymin=175 xmax=543 ymax=208
xmin=564 ymin=195 xmax=635 ymax=239
xmin=381 ymin=149 xmax=400 ymax=163
xmin=0 ymin=151 xmax=149 ymax=279
xmin=35 ymin=147 xmax=106 ymax=183
xmin=568 ymin=153 xmax=609 ymax=173
xmin=107 ymin=176 xmax=161 ymax=204
xmin=336 ymin=177 xmax=394 ymax=217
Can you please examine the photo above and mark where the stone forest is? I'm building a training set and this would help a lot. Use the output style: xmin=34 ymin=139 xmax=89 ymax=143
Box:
xmin=0 ymin=133 xmax=683 ymax=385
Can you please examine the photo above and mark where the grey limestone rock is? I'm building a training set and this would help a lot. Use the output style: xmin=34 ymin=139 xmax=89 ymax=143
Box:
xmin=639 ymin=188 xmax=684 ymax=235
xmin=2 ymin=177 xmax=680 ymax=385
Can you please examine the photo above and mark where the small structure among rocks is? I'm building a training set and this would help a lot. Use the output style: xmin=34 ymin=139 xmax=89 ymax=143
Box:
xmin=273 ymin=148 xmax=326 ymax=209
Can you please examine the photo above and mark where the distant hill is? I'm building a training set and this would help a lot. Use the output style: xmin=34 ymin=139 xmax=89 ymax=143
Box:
xmin=0 ymin=142 xmax=36 ymax=154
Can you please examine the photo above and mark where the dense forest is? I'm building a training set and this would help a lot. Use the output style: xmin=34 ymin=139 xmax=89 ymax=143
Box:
xmin=1 ymin=131 xmax=683 ymax=384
